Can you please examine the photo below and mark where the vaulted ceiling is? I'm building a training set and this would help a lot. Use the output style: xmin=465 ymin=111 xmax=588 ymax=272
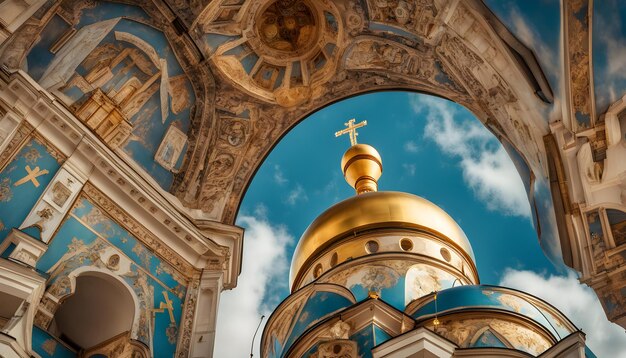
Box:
xmin=1 ymin=0 xmax=612 ymax=227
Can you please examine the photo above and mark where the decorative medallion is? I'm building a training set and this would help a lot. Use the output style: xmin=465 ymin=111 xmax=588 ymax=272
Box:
xmin=258 ymin=0 xmax=318 ymax=53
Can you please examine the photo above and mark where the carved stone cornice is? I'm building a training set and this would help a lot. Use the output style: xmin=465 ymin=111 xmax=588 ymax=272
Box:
xmin=82 ymin=182 xmax=199 ymax=278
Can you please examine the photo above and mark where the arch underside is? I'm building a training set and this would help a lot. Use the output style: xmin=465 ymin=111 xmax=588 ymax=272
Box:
xmin=177 ymin=0 xmax=554 ymax=227
xmin=0 ymin=0 xmax=552 ymax=224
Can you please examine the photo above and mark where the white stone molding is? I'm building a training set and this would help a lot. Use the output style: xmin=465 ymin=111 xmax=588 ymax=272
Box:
xmin=538 ymin=331 xmax=587 ymax=358
xmin=19 ymin=167 xmax=85 ymax=243
xmin=188 ymin=270 xmax=223 ymax=358
xmin=0 ymin=257 xmax=46 ymax=356
xmin=0 ymin=69 xmax=242 ymax=289
xmin=372 ymin=327 xmax=456 ymax=358
xmin=0 ymin=229 xmax=47 ymax=267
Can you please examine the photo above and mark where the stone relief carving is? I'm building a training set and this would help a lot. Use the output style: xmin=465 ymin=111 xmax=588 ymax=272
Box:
xmin=345 ymin=38 xmax=460 ymax=94
xmin=50 ymin=181 xmax=72 ymax=207
xmin=156 ymin=124 xmax=188 ymax=172
xmin=82 ymin=183 xmax=197 ymax=278
xmin=258 ymin=0 xmax=318 ymax=52
xmin=366 ymin=0 xmax=438 ymax=37
xmin=176 ymin=274 xmax=200 ymax=358
xmin=565 ymin=0 xmax=594 ymax=130
xmin=329 ymin=320 xmax=351 ymax=339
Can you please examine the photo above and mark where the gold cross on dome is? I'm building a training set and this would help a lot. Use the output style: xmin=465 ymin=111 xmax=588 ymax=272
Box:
xmin=335 ymin=119 xmax=367 ymax=146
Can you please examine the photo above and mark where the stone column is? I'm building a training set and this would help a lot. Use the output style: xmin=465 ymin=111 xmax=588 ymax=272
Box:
xmin=186 ymin=270 xmax=223 ymax=358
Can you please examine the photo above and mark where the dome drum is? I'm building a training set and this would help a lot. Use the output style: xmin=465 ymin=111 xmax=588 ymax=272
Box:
xmin=315 ymin=254 xmax=476 ymax=312
xmin=293 ymin=229 xmax=479 ymax=291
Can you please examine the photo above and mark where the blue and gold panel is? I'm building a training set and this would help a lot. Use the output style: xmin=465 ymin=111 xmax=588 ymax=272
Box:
xmin=319 ymin=262 xmax=405 ymax=310
xmin=24 ymin=1 xmax=195 ymax=190
xmin=281 ymin=291 xmax=353 ymax=355
xmin=351 ymin=325 xmax=374 ymax=358
xmin=32 ymin=326 xmax=76 ymax=358
xmin=37 ymin=195 xmax=188 ymax=356
xmin=265 ymin=285 xmax=355 ymax=358
xmin=349 ymin=324 xmax=391 ymax=358
xmin=0 ymin=137 xmax=63 ymax=242
xmin=410 ymin=285 xmax=575 ymax=341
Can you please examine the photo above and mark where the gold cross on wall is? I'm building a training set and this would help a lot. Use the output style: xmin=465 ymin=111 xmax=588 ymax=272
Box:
xmin=335 ymin=119 xmax=367 ymax=146
xmin=152 ymin=291 xmax=176 ymax=324
xmin=14 ymin=165 xmax=49 ymax=188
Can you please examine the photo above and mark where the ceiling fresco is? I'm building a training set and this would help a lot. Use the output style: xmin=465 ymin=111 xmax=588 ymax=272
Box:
xmin=20 ymin=1 xmax=195 ymax=190
xmin=1 ymin=0 xmax=626 ymax=354
xmin=1 ymin=0 xmax=558 ymax=225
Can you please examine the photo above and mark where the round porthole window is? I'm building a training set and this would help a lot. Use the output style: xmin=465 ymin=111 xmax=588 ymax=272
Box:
xmin=330 ymin=252 xmax=338 ymax=267
xmin=365 ymin=240 xmax=379 ymax=253
xmin=400 ymin=238 xmax=413 ymax=251
xmin=440 ymin=247 xmax=451 ymax=262
xmin=313 ymin=263 xmax=323 ymax=278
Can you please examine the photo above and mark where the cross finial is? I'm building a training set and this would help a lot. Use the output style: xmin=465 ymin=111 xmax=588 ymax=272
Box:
xmin=335 ymin=118 xmax=367 ymax=146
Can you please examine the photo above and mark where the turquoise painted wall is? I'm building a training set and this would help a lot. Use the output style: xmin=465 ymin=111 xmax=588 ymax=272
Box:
xmin=37 ymin=196 xmax=188 ymax=356
xmin=32 ymin=326 xmax=76 ymax=358
xmin=0 ymin=137 xmax=62 ymax=242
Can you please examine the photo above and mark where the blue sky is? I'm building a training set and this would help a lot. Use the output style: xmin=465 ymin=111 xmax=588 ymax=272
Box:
xmin=240 ymin=92 xmax=555 ymax=293
xmin=215 ymin=92 xmax=626 ymax=357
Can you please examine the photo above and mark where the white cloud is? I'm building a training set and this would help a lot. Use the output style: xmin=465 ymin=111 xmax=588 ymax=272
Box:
xmin=285 ymin=184 xmax=308 ymax=206
xmin=500 ymin=269 xmax=626 ymax=357
xmin=404 ymin=140 xmax=420 ymax=153
xmin=403 ymin=163 xmax=416 ymax=176
xmin=273 ymin=164 xmax=288 ymax=185
xmin=214 ymin=214 xmax=292 ymax=357
xmin=413 ymin=95 xmax=530 ymax=218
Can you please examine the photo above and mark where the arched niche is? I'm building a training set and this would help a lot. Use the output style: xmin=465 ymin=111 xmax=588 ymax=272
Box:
xmin=47 ymin=270 xmax=140 ymax=352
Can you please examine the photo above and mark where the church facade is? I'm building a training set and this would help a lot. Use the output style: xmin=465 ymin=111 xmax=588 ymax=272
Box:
xmin=0 ymin=0 xmax=623 ymax=357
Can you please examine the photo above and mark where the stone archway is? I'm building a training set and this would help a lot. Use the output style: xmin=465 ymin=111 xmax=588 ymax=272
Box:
xmin=178 ymin=0 xmax=553 ymax=228
xmin=2 ymin=0 xmax=624 ymax=332
xmin=34 ymin=267 xmax=147 ymax=353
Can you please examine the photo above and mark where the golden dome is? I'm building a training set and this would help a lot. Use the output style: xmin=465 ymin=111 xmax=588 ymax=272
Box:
xmin=289 ymin=191 xmax=476 ymax=289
